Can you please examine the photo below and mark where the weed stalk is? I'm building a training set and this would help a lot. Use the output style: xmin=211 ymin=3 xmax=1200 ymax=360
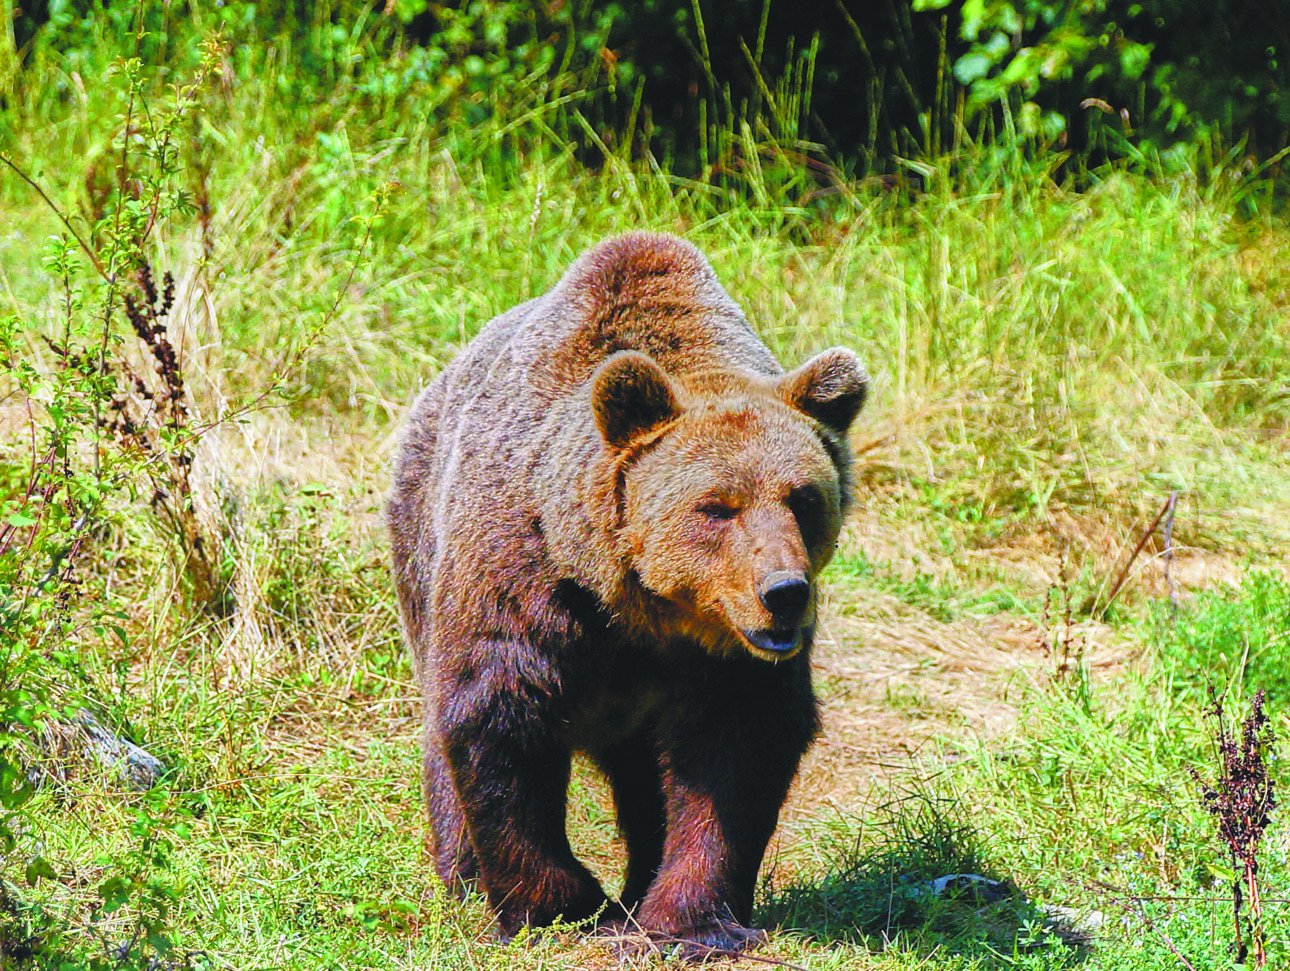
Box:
xmin=1190 ymin=689 xmax=1278 ymax=968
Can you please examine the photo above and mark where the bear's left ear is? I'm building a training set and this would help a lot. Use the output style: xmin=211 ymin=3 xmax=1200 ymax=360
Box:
xmin=778 ymin=348 xmax=868 ymax=438
xmin=592 ymin=350 xmax=683 ymax=449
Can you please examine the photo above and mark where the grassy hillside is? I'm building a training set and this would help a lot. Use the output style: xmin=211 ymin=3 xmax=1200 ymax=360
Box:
xmin=2 ymin=15 xmax=1288 ymax=971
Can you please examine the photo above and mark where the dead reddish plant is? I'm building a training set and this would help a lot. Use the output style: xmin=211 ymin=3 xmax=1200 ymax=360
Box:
xmin=100 ymin=262 xmax=219 ymax=608
xmin=1190 ymin=689 xmax=1278 ymax=968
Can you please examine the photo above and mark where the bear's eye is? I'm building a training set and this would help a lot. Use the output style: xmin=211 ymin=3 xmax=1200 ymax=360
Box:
xmin=787 ymin=486 xmax=827 ymax=540
xmin=696 ymin=499 xmax=740 ymax=522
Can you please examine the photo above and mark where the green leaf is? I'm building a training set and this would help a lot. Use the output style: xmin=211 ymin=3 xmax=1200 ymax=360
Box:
xmin=26 ymin=855 xmax=59 ymax=886
xmin=1 ymin=755 xmax=36 ymax=809
xmin=1019 ymin=100 xmax=1042 ymax=136
xmin=960 ymin=0 xmax=988 ymax=40
xmin=955 ymin=52 xmax=995 ymax=85
xmin=6 ymin=510 xmax=37 ymax=528
xmin=99 ymin=874 xmax=133 ymax=912
xmin=1205 ymin=861 xmax=1238 ymax=884
xmin=1120 ymin=41 xmax=1153 ymax=80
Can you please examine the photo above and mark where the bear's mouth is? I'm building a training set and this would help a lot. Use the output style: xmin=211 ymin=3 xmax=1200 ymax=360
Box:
xmin=739 ymin=626 xmax=808 ymax=661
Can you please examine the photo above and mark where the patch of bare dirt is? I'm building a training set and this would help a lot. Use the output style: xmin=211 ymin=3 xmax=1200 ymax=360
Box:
xmin=791 ymin=603 xmax=1131 ymax=822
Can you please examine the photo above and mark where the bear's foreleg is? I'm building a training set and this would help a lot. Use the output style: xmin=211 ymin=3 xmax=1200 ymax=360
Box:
xmin=595 ymin=734 xmax=667 ymax=911
xmin=637 ymin=653 xmax=818 ymax=956
xmin=439 ymin=658 xmax=613 ymax=936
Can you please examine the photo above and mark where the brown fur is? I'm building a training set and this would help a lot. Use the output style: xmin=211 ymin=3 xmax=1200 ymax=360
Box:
xmin=388 ymin=233 xmax=867 ymax=955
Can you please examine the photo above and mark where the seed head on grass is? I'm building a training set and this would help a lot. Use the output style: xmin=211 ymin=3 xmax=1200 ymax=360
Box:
xmin=1189 ymin=688 xmax=1277 ymax=968
xmin=102 ymin=262 xmax=216 ymax=606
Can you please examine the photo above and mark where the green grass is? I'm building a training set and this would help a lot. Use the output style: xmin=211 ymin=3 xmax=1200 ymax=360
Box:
xmin=1155 ymin=571 xmax=1290 ymax=706
xmin=3 ymin=10 xmax=1290 ymax=971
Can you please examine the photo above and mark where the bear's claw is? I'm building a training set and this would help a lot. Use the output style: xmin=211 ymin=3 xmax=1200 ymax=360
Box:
xmin=600 ymin=920 xmax=767 ymax=964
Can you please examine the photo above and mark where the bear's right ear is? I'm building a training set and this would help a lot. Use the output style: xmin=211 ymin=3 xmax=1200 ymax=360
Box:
xmin=592 ymin=351 xmax=682 ymax=449
xmin=777 ymin=347 xmax=868 ymax=438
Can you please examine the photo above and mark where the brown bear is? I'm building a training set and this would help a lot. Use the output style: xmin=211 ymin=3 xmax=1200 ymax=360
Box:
xmin=388 ymin=232 xmax=866 ymax=957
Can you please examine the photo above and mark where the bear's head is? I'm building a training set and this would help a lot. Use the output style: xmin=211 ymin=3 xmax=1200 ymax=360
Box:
xmin=593 ymin=348 xmax=867 ymax=661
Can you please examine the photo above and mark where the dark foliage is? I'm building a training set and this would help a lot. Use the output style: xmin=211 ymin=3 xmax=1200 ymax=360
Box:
xmin=401 ymin=0 xmax=1289 ymax=173
xmin=14 ymin=2 xmax=1288 ymax=190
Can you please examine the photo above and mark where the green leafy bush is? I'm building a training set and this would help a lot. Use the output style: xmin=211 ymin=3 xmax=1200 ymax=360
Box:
xmin=0 ymin=33 xmax=226 ymax=965
xmin=917 ymin=0 xmax=1290 ymax=161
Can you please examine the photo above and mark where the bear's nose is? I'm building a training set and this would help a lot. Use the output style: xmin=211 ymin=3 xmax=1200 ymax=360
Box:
xmin=758 ymin=571 xmax=810 ymax=622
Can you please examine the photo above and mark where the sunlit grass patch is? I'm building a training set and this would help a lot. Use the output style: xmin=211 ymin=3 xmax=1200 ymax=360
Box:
xmin=1154 ymin=571 xmax=1290 ymax=706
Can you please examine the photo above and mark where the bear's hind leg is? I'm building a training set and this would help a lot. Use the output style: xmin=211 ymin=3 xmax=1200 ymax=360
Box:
xmin=422 ymin=720 xmax=478 ymax=892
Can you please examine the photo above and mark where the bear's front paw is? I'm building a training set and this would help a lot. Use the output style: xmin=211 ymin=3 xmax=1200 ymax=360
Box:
xmin=655 ymin=919 xmax=767 ymax=962
xmin=602 ymin=917 xmax=766 ymax=963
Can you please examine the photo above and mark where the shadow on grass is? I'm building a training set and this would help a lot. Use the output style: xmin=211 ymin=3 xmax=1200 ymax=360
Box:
xmin=759 ymin=792 xmax=1092 ymax=968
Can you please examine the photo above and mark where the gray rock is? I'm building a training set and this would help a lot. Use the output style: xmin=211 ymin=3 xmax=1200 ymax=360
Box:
xmin=916 ymin=873 xmax=1013 ymax=903
xmin=915 ymin=873 xmax=1103 ymax=941
xmin=29 ymin=709 xmax=165 ymax=790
